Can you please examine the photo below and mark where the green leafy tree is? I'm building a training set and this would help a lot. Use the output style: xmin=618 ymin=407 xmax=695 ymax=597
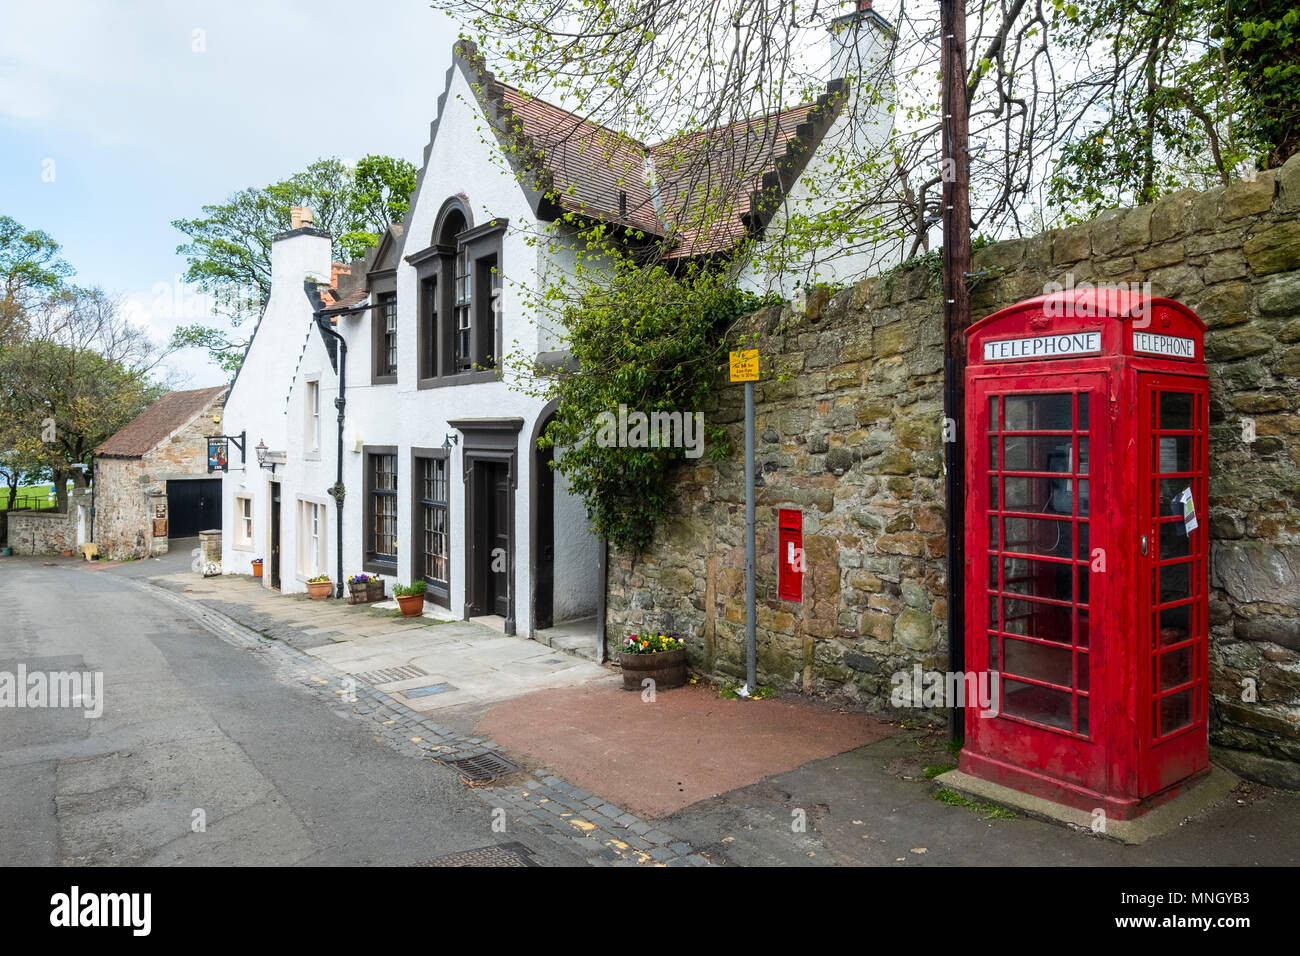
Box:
xmin=519 ymin=256 xmax=768 ymax=552
xmin=1047 ymin=0 xmax=1280 ymax=217
xmin=0 ymin=214 xmax=74 ymax=347
xmin=0 ymin=286 xmax=170 ymax=512
xmin=171 ymin=154 xmax=416 ymax=373
xmin=1217 ymin=0 xmax=1300 ymax=168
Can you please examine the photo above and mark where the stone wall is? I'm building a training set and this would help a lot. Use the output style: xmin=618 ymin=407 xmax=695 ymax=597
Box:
xmin=92 ymin=457 xmax=159 ymax=561
xmin=8 ymin=490 xmax=91 ymax=555
xmin=606 ymin=154 xmax=1300 ymax=783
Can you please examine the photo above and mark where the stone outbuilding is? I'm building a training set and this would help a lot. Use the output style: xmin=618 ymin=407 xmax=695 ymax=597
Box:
xmin=93 ymin=386 xmax=228 ymax=560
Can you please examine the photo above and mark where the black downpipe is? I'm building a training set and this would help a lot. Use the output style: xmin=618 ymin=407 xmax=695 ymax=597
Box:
xmin=315 ymin=310 xmax=350 ymax=600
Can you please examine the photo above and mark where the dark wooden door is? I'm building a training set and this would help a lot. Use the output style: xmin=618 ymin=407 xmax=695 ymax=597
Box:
xmin=270 ymin=483 xmax=281 ymax=590
xmin=166 ymin=479 xmax=222 ymax=538
xmin=535 ymin=439 xmax=554 ymax=630
xmin=488 ymin=464 xmax=510 ymax=617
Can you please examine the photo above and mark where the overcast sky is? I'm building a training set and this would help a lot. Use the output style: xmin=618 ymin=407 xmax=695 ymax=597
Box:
xmin=0 ymin=0 xmax=460 ymax=387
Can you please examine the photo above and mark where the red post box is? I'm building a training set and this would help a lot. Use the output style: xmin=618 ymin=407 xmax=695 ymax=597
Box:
xmin=778 ymin=508 xmax=803 ymax=602
xmin=961 ymin=289 xmax=1209 ymax=820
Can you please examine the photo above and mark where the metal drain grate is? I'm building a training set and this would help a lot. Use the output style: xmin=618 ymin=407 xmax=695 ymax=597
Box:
xmin=352 ymin=664 xmax=429 ymax=684
xmin=402 ymin=682 xmax=457 ymax=698
xmin=409 ymin=842 xmax=537 ymax=867
xmin=442 ymin=752 xmax=521 ymax=783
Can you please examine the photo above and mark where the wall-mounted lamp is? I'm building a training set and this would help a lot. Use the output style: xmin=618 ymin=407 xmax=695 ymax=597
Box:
xmin=255 ymin=439 xmax=268 ymax=467
xmin=442 ymin=433 xmax=459 ymax=451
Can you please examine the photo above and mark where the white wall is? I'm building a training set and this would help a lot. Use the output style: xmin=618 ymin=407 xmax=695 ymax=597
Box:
xmin=737 ymin=13 xmax=904 ymax=297
xmin=309 ymin=61 xmax=602 ymax=633
xmin=221 ymin=230 xmax=332 ymax=584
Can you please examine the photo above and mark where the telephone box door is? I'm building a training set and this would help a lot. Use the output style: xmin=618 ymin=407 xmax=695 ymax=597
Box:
xmin=1136 ymin=372 xmax=1210 ymax=795
xmin=967 ymin=371 xmax=1109 ymax=795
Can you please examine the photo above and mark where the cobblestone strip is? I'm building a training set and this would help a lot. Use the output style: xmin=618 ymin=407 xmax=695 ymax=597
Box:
xmin=128 ymin=578 xmax=711 ymax=867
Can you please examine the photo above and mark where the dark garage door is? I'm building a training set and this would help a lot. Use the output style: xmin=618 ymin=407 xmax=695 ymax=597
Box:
xmin=167 ymin=479 xmax=222 ymax=539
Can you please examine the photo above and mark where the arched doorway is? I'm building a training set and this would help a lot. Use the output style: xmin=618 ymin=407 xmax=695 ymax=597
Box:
xmin=529 ymin=403 xmax=558 ymax=633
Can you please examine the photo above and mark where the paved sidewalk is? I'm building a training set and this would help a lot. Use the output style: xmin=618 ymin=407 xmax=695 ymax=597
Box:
xmin=155 ymin=572 xmax=611 ymax=712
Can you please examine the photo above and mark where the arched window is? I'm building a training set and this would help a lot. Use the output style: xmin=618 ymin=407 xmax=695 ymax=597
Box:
xmin=413 ymin=197 xmax=506 ymax=386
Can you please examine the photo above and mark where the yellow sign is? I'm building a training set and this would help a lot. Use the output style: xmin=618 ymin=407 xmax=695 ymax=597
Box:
xmin=729 ymin=349 xmax=759 ymax=382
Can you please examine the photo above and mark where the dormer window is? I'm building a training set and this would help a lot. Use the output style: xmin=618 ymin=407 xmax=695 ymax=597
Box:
xmin=411 ymin=197 xmax=507 ymax=389
xmin=367 ymin=228 xmax=401 ymax=386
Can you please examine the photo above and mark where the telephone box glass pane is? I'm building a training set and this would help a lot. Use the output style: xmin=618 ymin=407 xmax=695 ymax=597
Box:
xmin=988 ymin=396 xmax=999 ymax=430
xmin=1077 ymin=653 xmax=1090 ymax=691
xmin=1158 ymin=478 xmax=1189 ymax=514
xmin=1077 ymin=695 xmax=1089 ymax=735
xmin=1077 ymin=609 xmax=1089 ymax=648
xmin=1160 ymin=392 xmax=1193 ymax=430
xmin=1076 ymin=522 xmax=1089 ymax=560
xmin=1004 ymin=436 xmax=1075 ymax=472
xmin=1160 ymin=691 xmax=1192 ymax=733
xmin=1002 ymin=679 xmax=1072 ymax=730
xmin=1005 ymin=394 xmax=1072 ymax=431
xmin=1156 ymin=436 xmax=1193 ymax=473
xmin=1158 ymin=562 xmax=1191 ymax=603
xmin=1158 ymin=603 xmax=1191 ymax=646
xmin=1002 ymin=598 xmax=1071 ymax=643
xmin=1160 ymin=647 xmax=1193 ymax=690
xmin=1158 ymin=521 xmax=1192 ymax=559
xmin=1004 ymin=516 xmax=1072 ymax=558
xmin=1004 ymin=639 xmax=1073 ymax=686
xmin=1002 ymin=556 xmax=1072 ymax=602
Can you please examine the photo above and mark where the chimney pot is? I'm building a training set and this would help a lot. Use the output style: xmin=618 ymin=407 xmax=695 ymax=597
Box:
xmin=290 ymin=206 xmax=314 ymax=230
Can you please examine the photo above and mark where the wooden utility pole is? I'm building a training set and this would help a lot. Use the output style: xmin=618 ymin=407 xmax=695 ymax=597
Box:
xmin=940 ymin=0 xmax=971 ymax=741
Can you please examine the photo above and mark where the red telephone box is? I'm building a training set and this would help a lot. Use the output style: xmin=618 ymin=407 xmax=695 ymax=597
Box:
xmin=961 ymin=289 xmax=1209 ymax=820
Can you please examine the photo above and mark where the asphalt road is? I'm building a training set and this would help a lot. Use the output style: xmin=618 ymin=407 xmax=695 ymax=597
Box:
xmin=0 ymin=547 xmax=578 ymax=866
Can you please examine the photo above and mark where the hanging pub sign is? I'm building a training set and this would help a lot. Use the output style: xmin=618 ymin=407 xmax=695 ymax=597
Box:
xmin=207 ymin=437 xmax=229 ymax=473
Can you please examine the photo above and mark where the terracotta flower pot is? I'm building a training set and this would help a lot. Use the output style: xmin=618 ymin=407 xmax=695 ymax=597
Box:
xmin=395 ymin=593 xmax=425 ymax=617
xmin=619 ymin=647 xmax=688 ymax=691
xmin=306 ymin=580 xmax=333 ymax=600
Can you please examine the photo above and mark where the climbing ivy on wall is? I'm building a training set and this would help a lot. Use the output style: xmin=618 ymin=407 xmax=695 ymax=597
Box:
xmin=529 ymin=258 xmax=774 ymax=553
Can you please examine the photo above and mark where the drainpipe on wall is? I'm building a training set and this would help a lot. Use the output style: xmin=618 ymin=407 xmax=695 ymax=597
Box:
xmin=311 ymin=290 xmax=369 ymax=600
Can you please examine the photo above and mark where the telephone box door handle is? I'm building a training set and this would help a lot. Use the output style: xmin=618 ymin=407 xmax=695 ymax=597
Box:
xmin=1141 ymin=535 xmax=1148 ymax=556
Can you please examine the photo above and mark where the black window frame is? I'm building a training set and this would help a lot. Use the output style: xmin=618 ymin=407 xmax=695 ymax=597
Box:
xmin=364 ymin=446 xmax=398 ymax=574
xmin=412 ymin=447 xmax=451 ymax=607
xmin=407 ymin=205 xmax=507 ymax=390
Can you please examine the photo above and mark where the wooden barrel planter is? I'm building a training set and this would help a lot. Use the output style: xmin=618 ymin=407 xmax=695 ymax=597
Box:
xmin=348 ymin=578 xmax=385 ymax=604
xmin=620 ymin=647 xmax=688 ymax=692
